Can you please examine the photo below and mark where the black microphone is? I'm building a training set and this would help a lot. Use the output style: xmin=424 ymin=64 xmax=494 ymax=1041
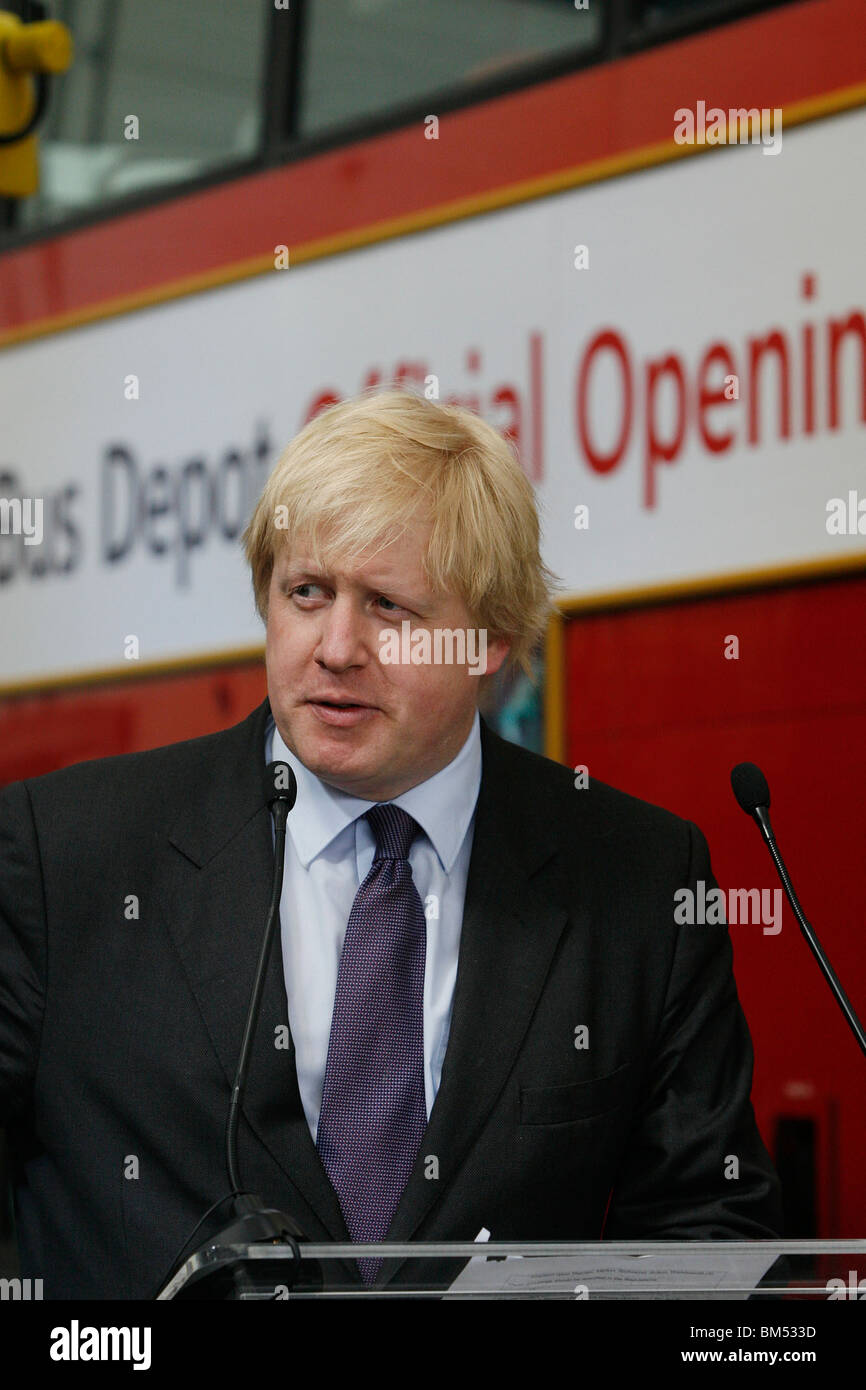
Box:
xmin=223 ymin=761 xmax=298 ymax=1197
xmin=731 ymin=761 xmax=866 ymax=1061
xmin=156 ymin=760 xmax=320 ymax=1297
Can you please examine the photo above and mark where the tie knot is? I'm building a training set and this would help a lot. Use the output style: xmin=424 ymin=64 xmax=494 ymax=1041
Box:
xmin=365 ymin=803 xmax=420 ymax=861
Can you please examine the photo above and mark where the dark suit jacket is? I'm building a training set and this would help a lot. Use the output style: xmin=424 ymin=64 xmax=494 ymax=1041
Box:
xmin=0 ymin=695 xmax=783 ymax=1298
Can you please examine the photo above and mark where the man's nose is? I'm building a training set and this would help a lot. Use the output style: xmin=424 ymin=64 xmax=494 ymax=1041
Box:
xmin=314 ymin=597 xmax=369 ymax=669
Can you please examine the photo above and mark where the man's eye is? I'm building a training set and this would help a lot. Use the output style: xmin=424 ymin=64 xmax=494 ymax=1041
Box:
xmin=285 ymin=586 xmax=406 ymax=613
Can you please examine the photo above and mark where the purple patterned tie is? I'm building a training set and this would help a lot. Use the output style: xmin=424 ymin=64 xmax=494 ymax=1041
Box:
xmin=315 ymin=803 xmax=428 ymax=1285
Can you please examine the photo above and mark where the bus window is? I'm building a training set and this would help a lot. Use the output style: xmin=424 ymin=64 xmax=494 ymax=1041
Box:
xmin=295 ymin=0 xmax=604 ymax=139
xmin=15 ymin=0 xmax=268 ymax=234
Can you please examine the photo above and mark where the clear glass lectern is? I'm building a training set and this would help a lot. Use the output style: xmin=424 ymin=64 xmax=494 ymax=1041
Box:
xmin=156 ymin=1239 xmax=866 ymax=1300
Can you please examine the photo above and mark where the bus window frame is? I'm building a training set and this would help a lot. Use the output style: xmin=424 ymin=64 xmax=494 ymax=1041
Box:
xmin=0 ymin=0 xmax=799 ymax=254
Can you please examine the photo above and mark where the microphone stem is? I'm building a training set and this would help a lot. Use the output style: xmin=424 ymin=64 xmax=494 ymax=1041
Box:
xmin=225 ymin=799 xmax=290 ymax=1194
xmin=760 ymin=825 xmax=866 ymax=1060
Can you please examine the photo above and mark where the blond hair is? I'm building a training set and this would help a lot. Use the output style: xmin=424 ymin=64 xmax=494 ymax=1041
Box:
xmin=243 ymin=387 xmax=560 ymax=683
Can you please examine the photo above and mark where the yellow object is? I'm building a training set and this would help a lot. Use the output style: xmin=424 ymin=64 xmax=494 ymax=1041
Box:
xmin=0 ymin=9 xmax=73 ymax=198
xmin=5 ymin=18 xmax=73 ymax=73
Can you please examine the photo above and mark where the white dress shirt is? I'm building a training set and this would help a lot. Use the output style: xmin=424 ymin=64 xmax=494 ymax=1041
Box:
xmin=265 ymin=710 xmax=481 ymax=1144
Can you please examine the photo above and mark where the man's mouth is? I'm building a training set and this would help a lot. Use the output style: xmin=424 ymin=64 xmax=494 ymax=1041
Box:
xmin=306 ymin=698 xmax=379 ymax=727
xmin=308 ymin=699 xmax=372 ymax=709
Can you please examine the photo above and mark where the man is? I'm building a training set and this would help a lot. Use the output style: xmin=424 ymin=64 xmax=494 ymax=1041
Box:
xmin=0 ymin=389 xmax=782 ymax=1299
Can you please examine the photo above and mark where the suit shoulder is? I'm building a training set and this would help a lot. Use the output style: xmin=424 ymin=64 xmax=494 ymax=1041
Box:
xmin=6 ymin=707 xmax=257 ymax=810
xmin=483 ymin=722 xmax=694 ymax=843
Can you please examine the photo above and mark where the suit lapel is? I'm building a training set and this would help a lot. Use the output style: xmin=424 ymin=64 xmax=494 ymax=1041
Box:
xmin=156 ymin=696 xmax=354 ymax=1255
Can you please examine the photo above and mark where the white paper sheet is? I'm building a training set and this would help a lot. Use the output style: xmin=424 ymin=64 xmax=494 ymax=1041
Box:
xmin=443 ymin=1249 xmax=780 ymax=1300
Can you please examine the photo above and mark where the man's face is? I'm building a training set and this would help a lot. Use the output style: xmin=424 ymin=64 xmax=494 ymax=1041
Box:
xmin=265 ymin=521 xmax=509 ymax=801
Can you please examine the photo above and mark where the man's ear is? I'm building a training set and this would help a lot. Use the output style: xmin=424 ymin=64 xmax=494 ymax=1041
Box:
xmin=482 ymin=634 xmax=511 ymax=678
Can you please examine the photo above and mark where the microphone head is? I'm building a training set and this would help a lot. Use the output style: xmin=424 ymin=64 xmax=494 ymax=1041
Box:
xmin=731 ymin=762 xmax=771 ymax=816
xmin=264 ymin=760 xmax=297 ymax=811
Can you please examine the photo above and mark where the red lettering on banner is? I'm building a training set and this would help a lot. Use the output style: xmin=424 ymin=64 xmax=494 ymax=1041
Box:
xmin=576 ymin=329 xmax=633 ymax=474
xmin=801 ymin=272 xmax=816 ymax=435
xmin=828 ymin=312 xmax=866 ymax=430
xmin=299 ymin=275 xmax=865 ymax=515
xmin=697 ymin=342 xmax=738 ymax=453
xmin=644 ymin=352 xmax=687 ymax=508
xmin=571 ymin=274 xmax=866 ymax=509
xmin=304 ymin=390 xmax=342 ymax=423
xmin=747 ymin=330 xmax=791 ymax=445
xmin=491 ymin=385 xmax=523 ymax=456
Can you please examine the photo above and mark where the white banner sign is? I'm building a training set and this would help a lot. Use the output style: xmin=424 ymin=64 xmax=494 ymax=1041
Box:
xmin=1 ymin=106 xmax=864 ymax=685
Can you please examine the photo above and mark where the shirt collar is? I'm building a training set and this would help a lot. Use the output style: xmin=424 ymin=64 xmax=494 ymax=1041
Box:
xmin=265 ymin=708 xmax=481 ymax=873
